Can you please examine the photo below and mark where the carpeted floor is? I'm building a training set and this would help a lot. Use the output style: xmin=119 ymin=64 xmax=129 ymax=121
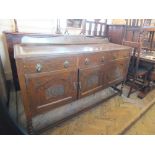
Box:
xmin=9 ymin=82 xmax=155 ymax=135
xmin=125 ymin=102 xmax=155 ymax=135
xmin=42 ymin=87 xmax=155 ymax=135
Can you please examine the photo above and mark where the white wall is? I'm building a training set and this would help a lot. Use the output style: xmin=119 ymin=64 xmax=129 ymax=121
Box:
xmin=17 ymin=19 xmax=57 ymax=33
xmin=0 ymin=19 xmax=14 ymax=79
xmin=0 ymin=19 xmax=89 ymax=80
xmin=0 ymin=19 xmax=61 ymax=80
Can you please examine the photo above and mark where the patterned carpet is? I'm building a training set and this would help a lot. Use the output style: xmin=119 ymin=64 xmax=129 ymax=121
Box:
xmin=10 ymin=82 xmax=155 ymax=135
xmin=125 ymin=102 xmax=155 ymax=135
xmin=43 ymin=87 xmax=155 ymax=135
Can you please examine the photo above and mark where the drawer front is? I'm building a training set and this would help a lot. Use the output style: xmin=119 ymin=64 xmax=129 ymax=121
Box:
xmin=109 ymin=50 xmax=130 ymax=61
xmin=23 ymin=56 xmax=77 ymax=73
xmin=119 ymin=50 xmax=130 ymax=59
xmin=79 ymin=52 xmax=109 ymax=68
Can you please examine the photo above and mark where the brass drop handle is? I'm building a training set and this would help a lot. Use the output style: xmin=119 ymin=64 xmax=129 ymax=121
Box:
xmin=36 ymin=63 xmax=42 ymax=72
xmin=101 ymin=56 xmax=105 ymax=62
xmin=85 ymin=58 xmax=90 ymax=65
xmin=64 ymin=60 xmax=70 ymax=68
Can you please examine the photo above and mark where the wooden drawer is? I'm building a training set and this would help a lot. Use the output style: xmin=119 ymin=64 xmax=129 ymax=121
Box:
xmin=79 ymin=52 xmax=109 ymax=68
xmin=120 ymin=50 xmax=130 ymax=58
xmin=23 ymin=56 xmax=77 ymax=73
xmin=109 ymin=50 xmax=130 ymax=61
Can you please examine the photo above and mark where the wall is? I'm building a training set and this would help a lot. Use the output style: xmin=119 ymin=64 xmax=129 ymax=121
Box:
xmin=0 ymin=19 xmax=14 ymax=79
xmin=112 ymin=19 xmax=126 ymax=24
xmin=0 ymin=19 xmax=60 ymax=80
xmin=151 ymin=19 xmax=155 ymax=26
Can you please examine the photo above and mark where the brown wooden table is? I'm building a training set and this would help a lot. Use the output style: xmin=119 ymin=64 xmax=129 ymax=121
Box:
xmin=136 ymin=27 xmax=155 ymax=98
xmin=137 ymin=51 xmax=155 ymax=98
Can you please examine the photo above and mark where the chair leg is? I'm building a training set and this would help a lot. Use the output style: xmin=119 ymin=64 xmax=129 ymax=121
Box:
xmin=120 ymin=81 xmax=124 ymax=96
xmin=127 ymin=85 xmax=133 ymax=98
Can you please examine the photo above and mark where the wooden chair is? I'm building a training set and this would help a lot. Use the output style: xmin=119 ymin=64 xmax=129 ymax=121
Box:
xmin=80 ymin=19 xmax=107 ymax=37
xmin=122 ymin=19 xmax=151 ymax=98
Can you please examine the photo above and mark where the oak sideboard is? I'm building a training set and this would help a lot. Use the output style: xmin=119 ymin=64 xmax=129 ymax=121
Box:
xmin=14 ymin=38 xmax=131 ymax=134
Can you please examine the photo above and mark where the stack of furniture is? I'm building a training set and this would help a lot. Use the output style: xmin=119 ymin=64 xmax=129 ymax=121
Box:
xmin=123 ymin=19 xmax=152 ymax=98
xmin=139 ymin=26 xmax=155 ymax=92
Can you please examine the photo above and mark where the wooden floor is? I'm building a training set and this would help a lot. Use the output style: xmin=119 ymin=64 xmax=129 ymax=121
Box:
xmin=9 ymin=82 xmax=155 ymax=134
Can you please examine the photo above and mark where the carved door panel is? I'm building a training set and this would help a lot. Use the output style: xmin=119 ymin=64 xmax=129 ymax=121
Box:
xmin=106 ymin=59 xmax=129 ymax=86
xmin=25 ymin=69 xmax=77 ymax=116
xmin=79 ymin=65 xmax=106 ymax=98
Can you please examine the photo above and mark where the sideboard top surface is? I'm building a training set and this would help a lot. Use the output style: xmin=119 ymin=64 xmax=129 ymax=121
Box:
xmin=14 ymin=43 xmax=131 ymax=59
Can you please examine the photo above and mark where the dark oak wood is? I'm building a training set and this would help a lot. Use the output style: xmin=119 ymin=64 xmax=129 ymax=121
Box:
xmin=15 ymin=59 xmax=33 ymax=133
xmin=122 ymin=20 xmax=152 ymax=98
xmin=106 ymin=58 xmax=130 ymax=86
xmin=26 ymin=69 xmax=77 ymax=116
xmin=107 ymin=24 xmax=126 ymax=44
xmin=3 ymin=32 xmax=62 ymax=90
xmin=23 ymin=55 xmax=77 ymax=74
xmin=14 ymin=38 xmax=131 ymax=134
xmin=78 ymin=52 xmax=107 ymax=69
xmin=142 ymin=26 xmax=155 ymax=51
xmin=79 ymin=65 xmax=105 ymax=98
xmin=106 ymin=20 xmax=153 ymax=48
xmin=3 ymin=31 xmax=110 ymax=91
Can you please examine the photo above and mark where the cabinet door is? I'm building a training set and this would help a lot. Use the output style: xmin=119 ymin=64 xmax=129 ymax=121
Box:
xmin=79 ymin=65 xmax=106 ymax=98
xmin=106 ymin=59 xmax=129 ymax=86
xmin=25 ymin=69 xmax=77 ymax=116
